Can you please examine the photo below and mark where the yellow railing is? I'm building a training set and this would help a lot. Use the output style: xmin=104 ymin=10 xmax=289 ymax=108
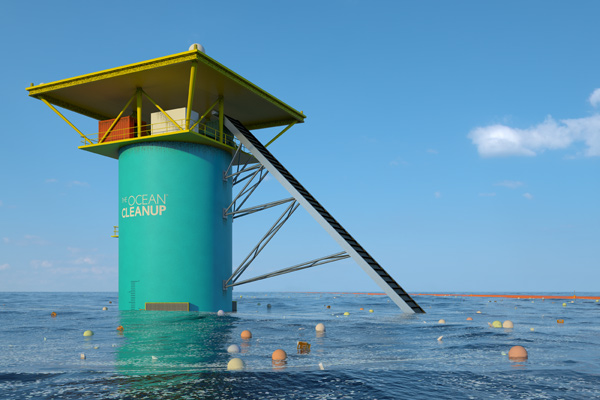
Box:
xmin=81 ymin=119 xmax=236 ymax=147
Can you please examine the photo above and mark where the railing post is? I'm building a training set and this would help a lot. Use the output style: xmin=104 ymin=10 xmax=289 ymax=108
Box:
xmin=219 ymin=97 xmax=224 ymax=143
xmin=136 ymin=88 xmax=142 ymax=137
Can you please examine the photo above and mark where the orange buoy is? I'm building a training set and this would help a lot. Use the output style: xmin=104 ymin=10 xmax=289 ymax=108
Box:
xmin=359 ymin=308 xmax=364 ymax=311
xmin=51 ymin=312 xmax=57 ymax=318
xmin=466 ymin=317 xmax=473 ymax=321
xmin=241 ymin=330 xmax=252 ymax=339
xmin=557 ymin=319 xmax=564 ymax=324
xmin=116 ymin=325 xmax=124 ymax=331
xmin=272 ymin=349 xmax=287 ymax=361
xmin=508 ymin=345 xmax=528 ymax=361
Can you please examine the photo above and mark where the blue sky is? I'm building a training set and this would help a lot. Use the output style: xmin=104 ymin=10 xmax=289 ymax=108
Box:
xmin=1 ymin=1 xmax=598 ymax=293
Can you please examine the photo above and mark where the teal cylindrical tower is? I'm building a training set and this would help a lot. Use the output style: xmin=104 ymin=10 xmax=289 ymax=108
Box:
xmin=118 ymin=141 xmax=232 ymax=312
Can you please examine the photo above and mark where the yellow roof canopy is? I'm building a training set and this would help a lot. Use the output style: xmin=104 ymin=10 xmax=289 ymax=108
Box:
xmin=27 ymin=50 xmax=305 ymax=130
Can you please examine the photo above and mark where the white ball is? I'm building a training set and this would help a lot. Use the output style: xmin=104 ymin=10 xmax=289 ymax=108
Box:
xmin=189 ymin=43 xmax=206 ymax=53
xmin=227 ymin=358 xmax=244 ymax=371
xmin=227 ymin=344 xmax=240 ymax=354
xmin=315 ymin=323 xmax=326 ymax=332
xmin=217 ymin=310 xmax=225 ymax=316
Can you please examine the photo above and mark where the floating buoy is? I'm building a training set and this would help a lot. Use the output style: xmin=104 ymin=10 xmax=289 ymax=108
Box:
xmin=241 ymin=330 xmax=252 ymax=339
xmin=492 ymin=320 xmax=502 ymax=328
xmin=508 ymin=345 xmax=528 ymax=361
xmin=319 ymin=362 xmax=325 ymax=370
xmin=80 ymin=353 xmax=86 ymax=360
xmin=503 ymin=320 xmax=514 ymax=328
xmin=557 ymin=319 xmax=564 ymax=324
xmin=267 ymin=304 xmax=272 ymax=309
xmin=297 ymin=341 xmax=311 ymax=354
xmin=476 ymin=311 xmax=481 ymax=314
xmin=152 ymin=356 xmax=158 ymax=360
xmin=227 ymin=358 xmax=245 ymax=371
xmin=217 ymin=310 xmax=225 ymax=316
xmin=437 ymin=336 xmax=443 ymax=341
xmin=83 ymin=330 xmax=93 ymax=337
xmin=315 ymin=323 xmax=325 ymax=332
xmin=109 ymin=301 xmax=112 ymax=304
xmin=326 ymin=305 xmax=331 ymax=309
xmin=343 ymin=312 xmax=350 ymax=316
xmin=272 ymin=349 xmax=287 ymax=361
xmin=563 ymin=303 xmax=567 ymax=307
xmin=466 ymin=317 xmax=473 ymax=321
xmin=116 ymin=325 xmax=124 ymax=332
xmin=102 ymin=307 xmax=108 ymax=311
xmin=530 ymin=327 xmax=535 ymax=332
xmin=438 ymin=319 xmax=446 ymax=324
xmin=228 ymin=344 xmax=241 ymax=354
xmin=369 ymin=309 xmax=374 ymax=313
xmin=51 ymin=312 xmax=57 ymax=318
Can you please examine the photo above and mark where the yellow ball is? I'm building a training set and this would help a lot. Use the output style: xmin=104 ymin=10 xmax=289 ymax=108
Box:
xmin=562 ymin=303 xmax=567 ymax=307
xmin=343 ymin=312 xmax=350 ymax=316
xmin=369 ymin=309 xmax=374 ymax=313
xmin=227 ymin=358 xmax=245 ymax=371
xmin=438 ymin=319 xmax=446 ymax=324
xmin=492 ymin=321 xmax=502 ymax=328
xmin=503 ymin=320 xmax=514 ymax=329
xmin=83 ymin=330 xmax=94 ymax=337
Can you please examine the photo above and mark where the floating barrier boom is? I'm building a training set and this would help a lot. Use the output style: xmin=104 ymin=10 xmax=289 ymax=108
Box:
xmin=225 ymin=117 xmax=424 ymax=314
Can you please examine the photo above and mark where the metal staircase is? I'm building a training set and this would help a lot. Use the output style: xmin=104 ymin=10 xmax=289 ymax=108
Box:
xmin=225 ymin=117 xmax=424 ymax=314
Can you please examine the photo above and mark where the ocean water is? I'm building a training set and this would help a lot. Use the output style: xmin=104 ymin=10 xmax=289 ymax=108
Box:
xmin=1 ymin=291 xmax=599 ymax=399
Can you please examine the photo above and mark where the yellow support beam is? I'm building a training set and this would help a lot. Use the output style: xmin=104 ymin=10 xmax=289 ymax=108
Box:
xmin=189 ymin=97 xmax=221 ymax=132
xmin=99 ymin=94 xmax=135 ymax=144
xmin=265 ymin=121 xmax=296 ymax=148
xmin=186 ymin=61 xmax=198 ymax=130
xmin=39 ymin=97 xmax=93 ymax=145
xmin=142 ymin=90 xmax=183 ymax=131
xmin=136 ymin=88 xmax=142 ymax=137
xmin=219 ymin=97 xmax=224 ymax=143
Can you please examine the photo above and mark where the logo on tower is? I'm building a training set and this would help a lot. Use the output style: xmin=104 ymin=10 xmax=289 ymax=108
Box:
xmin=121 ymin=194 xmax=168 ymax=218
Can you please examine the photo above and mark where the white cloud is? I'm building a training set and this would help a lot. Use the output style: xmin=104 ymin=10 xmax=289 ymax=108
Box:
xmin=50 ymin=266 xmax=115 ymax=275
xmin=45 ymin=178 xmax=58 ymax=183
xmin=31 ymin=259 xmax=53 ymax=268
xmin=67 ymin=247 xmax=81 ymax=254
xmin=479 ymin=192 xmax=496 ymax=197
xmin=434 ymin=191 xmax=441 ymax=198
xmin=72 ymin=256 xmax=96 ymax=265
xmin=0 ymin=264 xmax=9 ymax=271
xmin=4 ymin=235 xmax=49 ymax=246
xmin=390 ymin=157 xmax=408 ymax=166
xmin=523 ymin=193 xmax=534 ymax=200
xmin=495 ymin=180 xmax=524 ymax=189
xmin=68 ymin=181 xmax=89 ymax=187
xmin=590 ymin=88 xmax=600 ymax=108
xmin=468 ymin=91 xmax=600 ymax=157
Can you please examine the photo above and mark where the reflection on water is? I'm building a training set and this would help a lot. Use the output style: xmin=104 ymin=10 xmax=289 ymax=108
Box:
xmin=115 ymin=311 xmax=236 ymax=392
